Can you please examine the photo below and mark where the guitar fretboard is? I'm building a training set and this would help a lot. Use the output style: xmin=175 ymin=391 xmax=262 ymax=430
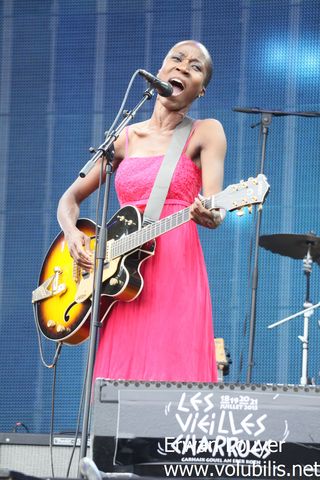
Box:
xmin=110 ymin=199 xmax=212 ymax=259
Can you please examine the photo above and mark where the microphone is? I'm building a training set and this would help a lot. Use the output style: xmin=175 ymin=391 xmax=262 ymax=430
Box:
xmin=138 ymin=69 xmax=173 ymax=97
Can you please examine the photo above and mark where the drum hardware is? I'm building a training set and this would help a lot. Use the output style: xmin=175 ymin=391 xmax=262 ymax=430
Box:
xmin=259 ymin=232 xmax=320 ymax=386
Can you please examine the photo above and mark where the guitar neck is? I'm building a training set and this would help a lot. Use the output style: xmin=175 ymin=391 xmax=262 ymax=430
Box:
xmin=111 ymin=205 xmax=192 ymax=259
xmin=109 ymin=173 xmax=270 ymax=260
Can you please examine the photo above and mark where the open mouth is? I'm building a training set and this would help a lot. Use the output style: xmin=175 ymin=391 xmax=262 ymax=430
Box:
xmin=168 ymin=78 xmax=185 ymax=96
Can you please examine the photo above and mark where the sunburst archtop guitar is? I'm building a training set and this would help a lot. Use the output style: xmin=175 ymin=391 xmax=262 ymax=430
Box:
xmin=32 ymin=174 xmax=269 ymax=345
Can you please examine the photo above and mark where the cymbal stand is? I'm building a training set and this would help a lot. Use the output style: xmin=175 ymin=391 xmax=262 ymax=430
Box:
xmin=299 ymin=247 xmax=313 ymax=385
xmin=268 ymin=245 xmax=318 ymax=385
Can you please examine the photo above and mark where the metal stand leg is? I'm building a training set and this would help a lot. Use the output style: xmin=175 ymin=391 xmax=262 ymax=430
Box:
xmin=299 ymin=248 xmax=313 ymax=385
xmin=267 ymin=245 xmax=317 ymax=386
xmin=299 ymin=300 xmax=312 ymax=385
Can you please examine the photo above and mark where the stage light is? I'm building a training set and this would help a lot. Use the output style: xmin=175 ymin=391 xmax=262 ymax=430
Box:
xmin=261 ymin=35 xmax=320 ymax=81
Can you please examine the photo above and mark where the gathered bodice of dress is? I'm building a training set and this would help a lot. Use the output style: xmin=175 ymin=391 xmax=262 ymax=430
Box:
xmin=115 ymin=152 xmax=202 ymax=206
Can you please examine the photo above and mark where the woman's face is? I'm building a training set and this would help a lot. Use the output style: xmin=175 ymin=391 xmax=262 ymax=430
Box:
xmin=157 ymin=41 xmax=209 ymax=109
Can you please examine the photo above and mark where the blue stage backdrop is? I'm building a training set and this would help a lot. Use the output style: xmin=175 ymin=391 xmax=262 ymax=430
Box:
xmin=0 ymin=0 xmax=319 ymax=434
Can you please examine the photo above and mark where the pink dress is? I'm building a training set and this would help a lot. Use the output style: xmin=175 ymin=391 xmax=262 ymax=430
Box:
xmin=93 ymin=127 xmax=218 ymax=383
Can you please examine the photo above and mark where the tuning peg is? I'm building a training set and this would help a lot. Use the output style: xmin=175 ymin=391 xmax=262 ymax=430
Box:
xmin=247 ymin=205 xmax=253 ymax=214
xmin=258 ymin=203 xmax=263 ymax=211
xmin=236 ymin=208 xmax=245 ymax=216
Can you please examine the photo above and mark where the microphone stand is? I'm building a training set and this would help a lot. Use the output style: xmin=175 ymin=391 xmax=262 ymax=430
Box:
xmin=233 ymin=107 xmax=320 ymax=384
xmin=245 ymin=110 xmax=272 ymax=385
xmin=78 ymin=87 xmax=154 ymax=468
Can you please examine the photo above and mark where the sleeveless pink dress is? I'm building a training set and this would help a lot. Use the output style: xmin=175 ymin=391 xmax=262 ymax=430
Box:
xmin=93 ymin=127 xmax=218 ymax=383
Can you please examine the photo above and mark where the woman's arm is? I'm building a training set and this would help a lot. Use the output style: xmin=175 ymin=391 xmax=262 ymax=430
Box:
xmin=57 ymin=131 xmax=126 ymax=269
xmin=190 ymin=118 xmax=227 ymax=228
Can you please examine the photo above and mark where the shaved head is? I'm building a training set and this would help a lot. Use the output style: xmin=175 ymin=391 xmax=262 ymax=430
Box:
xmin=166 ymin=40 xmax=213 ymax=88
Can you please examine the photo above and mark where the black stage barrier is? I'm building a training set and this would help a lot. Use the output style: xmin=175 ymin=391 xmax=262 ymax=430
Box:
xmin=2 ymin=381 xmax=320 ymax=479
xmin=91 ymin=379 xmax=320 ymax=479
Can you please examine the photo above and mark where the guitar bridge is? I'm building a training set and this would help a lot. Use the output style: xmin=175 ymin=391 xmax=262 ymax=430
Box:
xmin=32 ymin=267 xmax=66 ymax=303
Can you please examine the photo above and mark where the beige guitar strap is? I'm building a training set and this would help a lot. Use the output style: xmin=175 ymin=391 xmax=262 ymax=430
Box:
xmin=143 ymin=116 xmax=194 ymax=226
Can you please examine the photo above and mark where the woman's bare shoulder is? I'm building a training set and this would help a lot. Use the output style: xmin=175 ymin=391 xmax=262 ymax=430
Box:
xmin=190 ymin=118 xmax=226 ymax=150
xmin=195 ymin=117 xmax=225 ymax=134
xmin=113 ymin=120 xmax=149 ymax=166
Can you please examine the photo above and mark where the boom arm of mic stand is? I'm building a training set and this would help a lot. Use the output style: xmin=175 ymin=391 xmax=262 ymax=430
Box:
xmin=233 ymin=107 xmax=320 ymax=117
xmin=268 ymin=301 xmax=320 ymax=329
xmin=78 ymin=87 xmax=155 ymax=470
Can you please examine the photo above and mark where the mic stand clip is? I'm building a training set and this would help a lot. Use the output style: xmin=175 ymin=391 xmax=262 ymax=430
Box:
xmin=79 ymin=87 xmax=154 ymax=178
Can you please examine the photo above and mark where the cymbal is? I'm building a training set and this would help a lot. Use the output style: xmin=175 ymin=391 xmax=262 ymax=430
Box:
xmin=259 ymin=233 xmax=320 ymax=261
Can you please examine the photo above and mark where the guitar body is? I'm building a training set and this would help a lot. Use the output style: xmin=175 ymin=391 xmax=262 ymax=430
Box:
xmin=34 ymin=206 xmax=155 ymax=345
xmin=99 ymin=206 xmax=156 ymax=316
xmin=33 ymin=175 xmax=270 ymax=345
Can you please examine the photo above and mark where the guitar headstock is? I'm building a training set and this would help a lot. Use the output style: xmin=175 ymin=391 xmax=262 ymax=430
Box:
xmin=206 ymin=174 xmax=270 ymax=214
